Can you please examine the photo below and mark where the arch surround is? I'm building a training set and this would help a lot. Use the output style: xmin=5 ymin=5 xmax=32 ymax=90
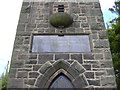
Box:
xmin=35 ymin=59 xmax=89 ymax=88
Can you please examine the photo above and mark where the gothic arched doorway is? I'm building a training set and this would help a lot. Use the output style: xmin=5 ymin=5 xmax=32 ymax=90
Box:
xmin=49 ymin=74 xmax=74 ymax=88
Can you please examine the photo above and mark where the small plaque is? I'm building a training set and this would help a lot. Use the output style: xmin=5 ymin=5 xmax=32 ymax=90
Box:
xmin=31 ymin=35 xmax=91 ymax=52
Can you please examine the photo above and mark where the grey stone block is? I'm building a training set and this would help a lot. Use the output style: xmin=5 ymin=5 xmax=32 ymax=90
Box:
xmin=100 ymin=61 xmax=113 ymax=68
xmin=33 ymin=65 xmax=42 ymax=71
xmin=18 ymin=68 xmax=32 ymax=71
xmin=94 ymin=40 xmax=109 ymax=48
xmin=83 ymin=65 xmax=91 ymax=70
xmin=11 ymin=60 xmax=24 ymax=68
xmin=94 ymin=2 xmax=100 ymax=8
xmin=22 ymin=2 xmax=30 ymax=6
xmin=84 ymin=54 xmax=94 ymax=60
xmin=29 ymin=54 xmax=37 ymax=59
xmin=24 ymin=79 xmax=36 ymax=85
xmin=17 ymin=24 xmax=25 ymax=31
xmin=73 ymin=75 xmax=88 ymax=88
xmin=38 ymin=54 xmax=53 ymax=64
xmin=106 ymin=68 xmax=115 ymax=75
xmin=16 ymin=31 xmax=31 ymax=36
xmin=87 ymin=17 xmax=96 ymax=23
xmin=71 ymin=54 xmax=83 ymax=64
xmin=96 ymin=16 xmax=104 ymax=22
xmin=79 ymin=16 xmax=87 ymax=21
xmin=95 ymin=54 xmax=103 ymax=59
xmin=88 ymin=79 xmax=100 ymax=86
xmin=53 ymin=60 xmax=70 ymax=70
xmin=9 ymin=68 xmax=17 ymax=78
xmin=26 ymin=23 xmax=36 ymax=31
xmin=21 ymin=5 xmax=31 ymax=13
xmin=25 ymin=60 xmax=37 ymax=64
xmin=81 ymin=23 xmax=89 ymax=28
xmin=85 ymin=72 xmax=94 ymax=78
xmin=71 ymin=3 xmax=79 ymax=7
xmin=17 ymin=71 xmax=28 ymax=78
xmin=99 ymin=30 xmax=107 ymax=39
xmin=29 ymin=72 xmax=39 ymax=78
xmin=104 ymin=52 xmax=112 ymax=59
xmin=55 ymin=54 xmax=69 ymax=60
xmin=72 ymin=8 xmax=80 ymax=13
xmin=90 ymin=23 xmax=102 ymax=30
xmin=101 ymin=76 xmax=116 ymax=86
xmin=15 ymin=37 xmax=23 ymax=45
xmin=7 ymin=78 xmax=24 ymax=88
xmin=37 ymin=23 xmax=48 ymax=28
xmin=71 ymin=61 xmax=85 ymax=74
xmin=95 ymin=71 xmax=106 ymax=76
xmin=73 ymin=14 xmax=79 ymax=21
xmin=45 ymin=28 xmax=55 ymax=33
xmin=66 ymin=27 xmax=76 ymax=33
xmin=18 ymin=55 xmax=28 ymax=60
xmin=39 ymin=61 xmax=52 ymax=74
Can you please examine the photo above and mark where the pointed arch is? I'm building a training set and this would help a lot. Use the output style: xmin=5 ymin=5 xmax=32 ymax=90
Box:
xmin=35 ymin=59 xmax=88 ymax=88
xmin=49 ymin=72 xmax=74 ymax=88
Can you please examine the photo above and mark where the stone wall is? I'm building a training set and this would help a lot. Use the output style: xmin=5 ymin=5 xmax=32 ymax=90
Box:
xmin=8 ymin=1 xmax=116 ymax=89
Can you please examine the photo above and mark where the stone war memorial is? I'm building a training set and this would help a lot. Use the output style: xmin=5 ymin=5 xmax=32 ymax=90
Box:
xmin=8 ymin=0 xmax=117 ymax=89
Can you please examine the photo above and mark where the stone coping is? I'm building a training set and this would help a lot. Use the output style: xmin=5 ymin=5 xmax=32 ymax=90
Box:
xmin=23 ymin=0 xmax=99 ymax=2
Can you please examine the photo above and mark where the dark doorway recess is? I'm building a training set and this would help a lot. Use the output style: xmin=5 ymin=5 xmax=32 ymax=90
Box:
xmin=49 ymin=74 xmax=74 ymax=89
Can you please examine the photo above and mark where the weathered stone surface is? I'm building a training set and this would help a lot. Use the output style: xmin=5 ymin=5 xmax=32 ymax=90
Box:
xmin=55 ymin=54 xmax=69 ymax=60
xmin=71 ymin=54 xmax=82 ymax=64
xmin=99 ymin=30 xmax=107 ymax=39
xmin=18 ymin=55 xmax=28 ymax=60
xmin=33 ymin=65 xmax=42 ymax=71
xmin=101 ymin=76 xmax=116 ymax=86
xmin=94 ymin=40 xmax=109 ymax=48
xmin=81 ymin=23 xmax=89 ymax=28
xmin=16 ymin=31 xmax=31 ymax=36
xmin=25 ymin=60 xmax=37 ymax=64
xmin=73 ymin=75 xmax=88 ymax=88
xmin=71 ymin=61 xmax=85 ymax=74
xmin=18 ymin=68 xmax=32 ymax=71
xmin=88 ymin=80 xmax=100 ymax=86
xmin=17 ymin=24 xmax=25 ymax=31
xmin=7 ymin=78 xmax=24 ymax=88
xmin=38 ymin=54 xmax=53 ymax=64
xmin=72 ymin=8 xmax=80 ymax=13
xmin=84 ymin=54 xmax=94 ymax=60
xmin=104 ymin=52 xmax=112 ymax=59
xmin=83 ymin=65 xmax=91 ymax=70
xmin=29 ymin=72 xmax=39 ymax=78
xmin=95 ymin=71 xmax=106 ymax=77
xmin=17 ymin=71 xmax=28 ymax=78
xmin=39 ymin=61 xmax=52 ymax=74
xmin=29 ymin=54 xmax=37 ymax=59
xmin=100 ymin=61 xmax=113 ymax=68
xmin=94 ymin=2 xmax=100 ymax=8
xmin=9 ymin=69 xmax=17 ymax=78
xmin=53 ymin=59 xmax=70 ymax=70
xmin=85 ymin=72 xmax=94 ymax=78
xmin=24 ymin=79 xmax=36 ymax=85
xmin=95 ymin=54 xmax=103 ymax=59
xmin=106 ymin=68 xmax=115 ymax=76
xmin=11 ymin=60 xmax=24 ymax=68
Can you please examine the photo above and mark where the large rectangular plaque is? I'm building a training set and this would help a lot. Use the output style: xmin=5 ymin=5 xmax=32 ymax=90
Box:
xmin=31 ymin=35 xmax=91 ymax=52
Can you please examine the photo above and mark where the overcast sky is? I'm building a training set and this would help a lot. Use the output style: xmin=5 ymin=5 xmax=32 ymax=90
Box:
xmin=0 ymin=0 xmax=116 ymax=76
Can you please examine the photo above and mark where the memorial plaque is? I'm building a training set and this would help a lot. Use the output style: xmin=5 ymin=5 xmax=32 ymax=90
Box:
xmin=32 ymin=35 xmax=91 ymax=52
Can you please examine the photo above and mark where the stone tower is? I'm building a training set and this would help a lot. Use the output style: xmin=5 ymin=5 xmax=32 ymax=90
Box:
xmin=8 ymin=0 xmax=117 ymax=89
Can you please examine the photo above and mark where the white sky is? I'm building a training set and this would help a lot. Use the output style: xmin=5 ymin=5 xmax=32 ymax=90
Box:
xmin=0 ymin=0 xmax=116 ymax=76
